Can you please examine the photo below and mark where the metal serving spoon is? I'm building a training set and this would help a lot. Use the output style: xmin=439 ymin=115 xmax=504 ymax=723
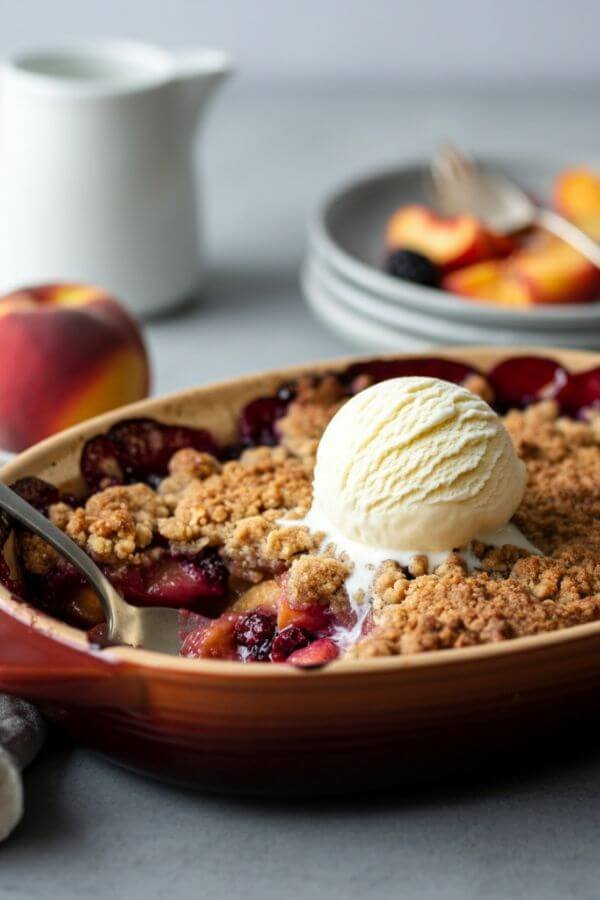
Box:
xmin=429 ymin=144 xmax=600 ymax=269
xmin=0 ymin=480 xmax=181 ymax=655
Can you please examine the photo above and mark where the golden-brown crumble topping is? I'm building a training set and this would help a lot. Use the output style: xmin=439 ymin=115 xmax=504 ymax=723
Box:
xmin=372 ymin=561 xmax=410 ymax=615
xmin=168 ymin=448 xmax=221 ymax=480
xmin=350 ymin=568 xmax=600 ymax=658
xmin=61 ymin=484 xmax=169 ymax=564
xmin=286 ymin=555 xmax=350 ymax=609
xmin=505 ymin=401 xmax=600 ymax=554
xmin=157 ymin=446 xmax=312 ymax=552
xmin=223 ymin=517 xmax=321 ymax=582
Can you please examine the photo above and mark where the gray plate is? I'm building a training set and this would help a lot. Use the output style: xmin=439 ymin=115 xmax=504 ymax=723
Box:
xmin=310 ymin=155 xmax=600 ymax=330
xmin=303 ymin=253 xmax=600 ymax=349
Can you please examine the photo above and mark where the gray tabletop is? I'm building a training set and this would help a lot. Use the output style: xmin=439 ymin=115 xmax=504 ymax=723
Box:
xmin=3 ymin=81 xmax=600 ymax=898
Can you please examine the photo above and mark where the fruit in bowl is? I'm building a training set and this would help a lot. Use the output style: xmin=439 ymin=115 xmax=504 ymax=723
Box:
xmin=0 ymin=284 xmax=150 ymax=451
xmin=4 ymin=351 xmax=600 ymax=667
xmin=384 ymin=166 xmax=600 ymax=307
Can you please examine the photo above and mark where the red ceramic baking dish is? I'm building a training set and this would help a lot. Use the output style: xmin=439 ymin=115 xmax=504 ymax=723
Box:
xmin=2 ymin=347 xmax=600 ymax=794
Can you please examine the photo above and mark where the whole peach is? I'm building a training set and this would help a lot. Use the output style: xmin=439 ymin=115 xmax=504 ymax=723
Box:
xmin=0 ymin=284 xmax=150 ymax=451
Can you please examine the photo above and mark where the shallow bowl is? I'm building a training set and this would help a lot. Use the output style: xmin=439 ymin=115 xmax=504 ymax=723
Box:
xmin=311 ymin=155 xmax=600 ymax=330
xmin=2 ymin=347 xmax=600 ymax=794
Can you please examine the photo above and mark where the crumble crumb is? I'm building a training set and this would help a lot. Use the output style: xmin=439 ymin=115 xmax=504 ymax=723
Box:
xmin=408 ymin=555 xmax=428 ymax=578
xmin=168 ymin=449 xmax=221 ymax=480
xmin=285 ymin=555 xmax=350 ymax=609
xmin=62 ymin=484 xmax=169 ymax=564
xmin=463 ymin=373 xmax=494 ymax=405
xmin=372 ymin=561 xmax=409 ymax=615
xmin=432 ymin=553 xmax=468 ymax=577
xmin=17 ymin=531 xmax=60 ymax=575
xmin=476 ymin=543 xmax=530 ymax=576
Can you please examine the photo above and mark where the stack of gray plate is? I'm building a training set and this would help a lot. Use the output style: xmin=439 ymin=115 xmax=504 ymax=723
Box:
xmin=302 ymin=157 xmax=600 ymax=351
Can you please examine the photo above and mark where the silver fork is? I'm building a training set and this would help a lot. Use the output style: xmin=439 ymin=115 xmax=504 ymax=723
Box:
xmin=0 ymin=480 xmax=181 ymax=654
xmin=429 ymin=144 xmax=600 ymax=268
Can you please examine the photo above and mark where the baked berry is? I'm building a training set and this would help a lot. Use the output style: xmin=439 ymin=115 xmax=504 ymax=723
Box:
xmin=385 ymin=249 xmax=439 ymax=287
xmin=233 ymin=611 xmax=276 ymax=649
xmin=239 ymin=396 xmax=288 ymax=447
xmin=10 ymin=476 xmax=60 ymax=514
xmin=488 ymin=356 xmax=569 ymax=412
xmin=270 ymin=625 xmax=312 ymax=662
xmin=105 ymin=418 xmax=217 ymax=483
xmin=81 ymin=434 xmax=125 ymax=492
xmin=287 ymin=637 xmax=339 ymax=668
xmin=105 ymin=550 xmax=228 ymax=610
xmin=557 ymin=367 xmax=600 ymax=417
xmin=344 ymin=357 xmax=477 ymax=389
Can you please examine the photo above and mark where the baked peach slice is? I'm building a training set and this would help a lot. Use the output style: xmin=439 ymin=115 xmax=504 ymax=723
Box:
xmin=443 ymin=260 xmax=531 ymax=306
xmin=385 ymin=204 xmax=515 ymax=273
xmin=444 ymin=233 xmax=600 ymax=306
xmin=553 ymin=167 xmax=600 ymax=222
xmin=512 ymin=234 xmax=600 ymax=305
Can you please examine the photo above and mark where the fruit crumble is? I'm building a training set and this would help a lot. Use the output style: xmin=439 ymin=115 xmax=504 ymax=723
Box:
xmin=4 ymin=354 xmax=600 ymax=667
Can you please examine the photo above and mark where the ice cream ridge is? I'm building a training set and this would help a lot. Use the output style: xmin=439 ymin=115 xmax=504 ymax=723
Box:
xmin=291 ymin=376 xmax=539 ymax=605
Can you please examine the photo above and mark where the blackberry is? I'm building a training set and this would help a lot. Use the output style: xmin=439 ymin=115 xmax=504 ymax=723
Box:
xmin=385 ymin=249 xmax=439 ymax=287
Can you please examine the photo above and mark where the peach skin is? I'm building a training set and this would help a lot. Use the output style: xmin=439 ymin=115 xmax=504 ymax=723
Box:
xmin=385 ymin=204 xmax=515 ymax=273
xmin=0 ymin=284 xmax=150 ymax=451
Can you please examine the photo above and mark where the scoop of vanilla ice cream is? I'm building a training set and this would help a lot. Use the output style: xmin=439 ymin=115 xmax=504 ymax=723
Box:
xmin=312 ymin=376 xmax=525 ymax=552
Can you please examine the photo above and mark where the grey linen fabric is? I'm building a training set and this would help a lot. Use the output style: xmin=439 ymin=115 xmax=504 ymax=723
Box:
xmin=0 ymin=695 xmax=46 ymax=841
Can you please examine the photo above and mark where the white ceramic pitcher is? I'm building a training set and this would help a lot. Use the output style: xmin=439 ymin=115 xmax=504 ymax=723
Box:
xmin=0 ymin=41 xmax=231 ymax=316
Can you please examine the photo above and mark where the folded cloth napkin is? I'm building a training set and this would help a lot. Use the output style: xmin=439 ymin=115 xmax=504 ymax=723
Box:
xmin=0 ymin=695 xmax=46 ymax=841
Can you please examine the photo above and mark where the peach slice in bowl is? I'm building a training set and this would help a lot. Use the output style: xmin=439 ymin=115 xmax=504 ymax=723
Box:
xmin=2 ymin=347 xmax=600 ymax=794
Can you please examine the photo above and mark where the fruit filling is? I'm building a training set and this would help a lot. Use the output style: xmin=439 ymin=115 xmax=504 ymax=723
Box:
xmin=5 ymin=354 xmax=600 ymax=665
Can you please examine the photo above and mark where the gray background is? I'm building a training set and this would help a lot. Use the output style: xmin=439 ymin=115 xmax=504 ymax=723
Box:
xmin=1 ymin=0 xmax=600 ymax=85
xmin=2 ymin=2 xmax=600 ymax=897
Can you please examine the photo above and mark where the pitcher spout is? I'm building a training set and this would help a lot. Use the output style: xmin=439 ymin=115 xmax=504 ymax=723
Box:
xmin=172 ymin=49 xmax=232 ymax=130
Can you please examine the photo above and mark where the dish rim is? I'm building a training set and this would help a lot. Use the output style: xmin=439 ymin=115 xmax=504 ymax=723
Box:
xmin=3 ymin=344 xmax=600 ymax=681
xmin=311 ymin=153 xmax=600 ymax=325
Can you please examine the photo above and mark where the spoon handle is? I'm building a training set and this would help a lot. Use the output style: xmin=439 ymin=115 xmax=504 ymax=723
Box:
xmin=0 ymin=480 xmax=119 ymax=631
xmin=537 ymin=208 xmax=600 ymax=269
